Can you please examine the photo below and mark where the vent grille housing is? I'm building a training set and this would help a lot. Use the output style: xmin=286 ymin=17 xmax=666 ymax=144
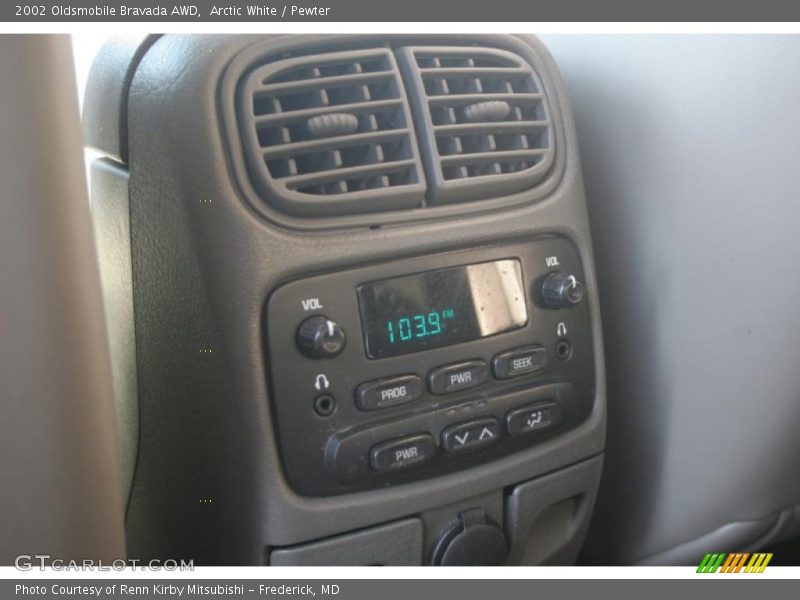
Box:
xmin=398 ymin=46 xmax=555 ymax=205
xmin=236 ymin=43 xmax=558 ymax=219
xmin=239 ymin=49 xmax=426 ymax=217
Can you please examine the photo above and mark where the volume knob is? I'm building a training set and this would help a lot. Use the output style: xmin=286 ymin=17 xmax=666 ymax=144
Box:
xmin=538 ymin=272 xmax=585 ymax=309
xmin=296 ymin=316 xmax=346 ymax=359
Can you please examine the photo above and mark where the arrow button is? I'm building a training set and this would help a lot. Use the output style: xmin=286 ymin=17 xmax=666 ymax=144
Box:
xmin=441 ymin=418 xmax=501 ymax=453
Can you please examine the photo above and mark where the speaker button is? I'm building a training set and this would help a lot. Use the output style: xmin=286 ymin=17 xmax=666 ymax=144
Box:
xmin=505 ymin=401 xmax=561 ymax=437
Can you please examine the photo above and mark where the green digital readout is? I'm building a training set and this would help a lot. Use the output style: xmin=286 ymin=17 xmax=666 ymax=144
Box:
xmin=386 ymin=309 xmax=456 ymax=344
xmin=357 ymin=259 xmax=526 ymax=359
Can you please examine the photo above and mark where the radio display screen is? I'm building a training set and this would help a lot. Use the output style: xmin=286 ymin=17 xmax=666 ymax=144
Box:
xmin=356 ymin=259 xmax=527 ymax=359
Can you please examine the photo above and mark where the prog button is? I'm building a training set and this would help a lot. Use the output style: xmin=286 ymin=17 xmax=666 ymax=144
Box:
xmin=428 ymin=360 xmax=489 ymax=395
xmin=355 ymin=375 xmax=423 ymax=411
xmin=369 ymin=434 xmax=437 ymax=472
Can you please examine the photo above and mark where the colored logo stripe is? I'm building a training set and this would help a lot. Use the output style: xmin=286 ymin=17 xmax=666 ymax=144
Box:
xmin=697 ymin=552 xmax=773 ymax=573
xmin=697 ymin=553 xmax=726 ymax=573
xmin=745 ymin=553 xmax=773 ymax=573
xmin=720 ymin=553 xmax=749 ymax=573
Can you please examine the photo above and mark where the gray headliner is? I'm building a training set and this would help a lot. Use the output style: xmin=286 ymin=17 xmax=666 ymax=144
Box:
xmin=543 ymin=35 xmax=800 ymax=564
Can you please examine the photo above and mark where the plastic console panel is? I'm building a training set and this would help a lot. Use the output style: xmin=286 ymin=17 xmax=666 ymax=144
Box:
xmin=268 ymin=237 xmax=594 ymax=496
xmin=85 ymin=33 xmax=606 ymax=565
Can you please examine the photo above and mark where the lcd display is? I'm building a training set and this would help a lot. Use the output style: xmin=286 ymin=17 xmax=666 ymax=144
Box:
xmin=357 ymin=259 xmax=527 ymax=359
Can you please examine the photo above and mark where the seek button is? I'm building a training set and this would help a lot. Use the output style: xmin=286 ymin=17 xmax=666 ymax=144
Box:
xmin=492 ymin=345 xmax=547 ymax=379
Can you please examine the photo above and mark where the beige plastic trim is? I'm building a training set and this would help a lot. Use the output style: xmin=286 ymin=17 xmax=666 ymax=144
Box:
xmin=0 ymin=35 xmax=126 ymax=564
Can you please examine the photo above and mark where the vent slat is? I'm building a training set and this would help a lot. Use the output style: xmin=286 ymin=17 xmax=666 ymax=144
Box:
xmin=262 ymin=129 xmax=410 ymax=159
xmin=418 ymin=67 xmax=528 ymax=78
xmin=440 ymin=149 xmax=547 ymax=166
xmin=254 ymin=99 xmax=403 ymax=126
xmin=256 ymin=71 xmax=395 ymax=96
xmin=434 ymin=120 xmax=550 ymax=136
xmin=427 ymin=93 xmax=543 ymax=106
xmin=284 ymin=159 xmax=417 ymax=188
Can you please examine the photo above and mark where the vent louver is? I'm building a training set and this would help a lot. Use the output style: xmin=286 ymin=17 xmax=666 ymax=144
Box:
xmin=239 ymin=49 xmax=426 ymax=217
xmin=398 ymin=46 xmax=555 ymax=205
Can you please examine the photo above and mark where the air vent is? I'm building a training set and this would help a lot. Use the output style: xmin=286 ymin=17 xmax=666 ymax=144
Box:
xmin=398 ymin=46 xmax=555 ymax=205
xmin=239 ymin=49 xmax=426 ymax=217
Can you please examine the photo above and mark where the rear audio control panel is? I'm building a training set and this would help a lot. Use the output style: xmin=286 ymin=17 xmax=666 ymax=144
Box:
xmin=265 ymin=236 xmax=594 ymax=496
xmin=84 ymin=34 xmax=603 ymax=564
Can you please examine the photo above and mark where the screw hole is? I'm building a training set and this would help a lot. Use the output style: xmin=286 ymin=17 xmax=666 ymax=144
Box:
xmin=556 ymin=340 xmax=572 ymax=361
xmin=314 ymin=394 xmax=336 ymax=417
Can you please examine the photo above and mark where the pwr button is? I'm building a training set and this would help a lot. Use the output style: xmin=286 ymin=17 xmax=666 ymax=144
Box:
xmin=369 ymin=434 xmax=437 ymax=472
xmin=428 ymin=360 xmax=489 ymax=395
